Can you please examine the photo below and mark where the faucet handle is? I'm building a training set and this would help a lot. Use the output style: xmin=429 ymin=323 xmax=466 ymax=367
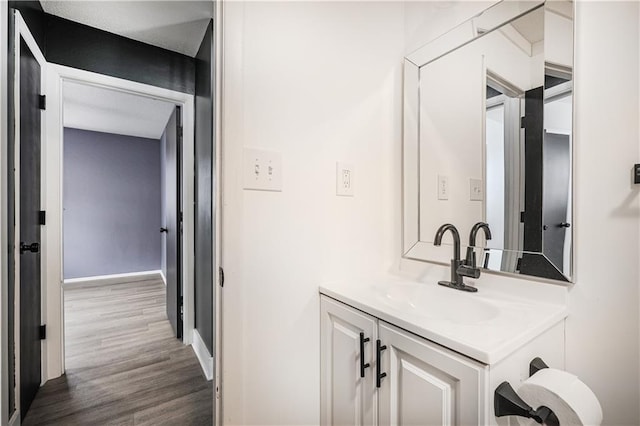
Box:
xmin=457 ymin=264 xmax=480 ymax=279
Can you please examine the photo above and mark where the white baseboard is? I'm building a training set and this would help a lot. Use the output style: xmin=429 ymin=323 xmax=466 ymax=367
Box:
xmin=63 ymin=270 xmax=162 ymax=288
xmin=8 ymin=410 xmax=20 ymax=426
xmin=192 ymin=329 xmax=213 ymax=381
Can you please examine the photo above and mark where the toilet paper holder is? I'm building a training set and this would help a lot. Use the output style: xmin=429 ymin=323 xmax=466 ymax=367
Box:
xmin=494 ymin=357 xmax=560 ymax=426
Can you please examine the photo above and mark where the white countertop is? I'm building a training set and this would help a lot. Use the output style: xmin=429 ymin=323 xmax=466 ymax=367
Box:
xmin=320 ymin=276 xmax=568 ymax=365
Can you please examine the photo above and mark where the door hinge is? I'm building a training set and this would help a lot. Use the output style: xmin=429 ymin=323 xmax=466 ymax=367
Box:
xmin=39 ymin=325 xmax=46 ymax=340
xmin=219 ymin=267 xmax=224 ymax=287
xmin=520 ymin=211 xmax=525 ymax=223
xmin=516 ymin=258 xmax=523 ymax=272
xmin=179 ymin=297 xmax=184 ymax=320
xmin=39 ymin=210 xmax=46 ymax=225
xmin=38 ymin=95 xmax=46 ymax=110
xmin=520 ymin=116 xmax=526 ymax=128
xmin=178 ymin=126 xmax=183 ymax=138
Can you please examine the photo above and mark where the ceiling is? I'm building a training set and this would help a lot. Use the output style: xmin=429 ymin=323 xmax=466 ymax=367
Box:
xmin=63 ymin=81 xmax=176 ymax=140
xmin=40 ymin=1 xmax=213 ymax=57
xmin=510 ymin=9 xmax=544 ymax=44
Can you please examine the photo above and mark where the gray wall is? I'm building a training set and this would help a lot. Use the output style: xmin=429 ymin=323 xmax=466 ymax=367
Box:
xmin=194 ymin=20 xmax=215 ymax=355
xmin=63 ymin=128 xmax=162 ymax=279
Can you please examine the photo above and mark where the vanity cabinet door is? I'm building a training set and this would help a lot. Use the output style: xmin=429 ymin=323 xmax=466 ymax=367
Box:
xmin=321 ymin=296 xmax=378 ymax=426
xmin=377 ymin=323 xmax=487 ymax=426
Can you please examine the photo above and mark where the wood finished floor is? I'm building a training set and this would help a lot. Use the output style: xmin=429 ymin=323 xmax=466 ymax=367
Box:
xmin=23 ymin=279 xmax=213 ymax=426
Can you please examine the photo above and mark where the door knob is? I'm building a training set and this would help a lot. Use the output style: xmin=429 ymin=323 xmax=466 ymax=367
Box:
xmin=20 ymin=242 xmax=40 ymax=254
xmin=559 ymin=222 xmax=571 ymax=228
xmin=160 ymin=227 xmax=168 ymax=233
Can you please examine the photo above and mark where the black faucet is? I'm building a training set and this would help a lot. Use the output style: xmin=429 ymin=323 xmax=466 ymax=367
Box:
xmin=434 ymin=224 xmax=478 ymax=292
xmin=464 ymin=222 xmax=492 ymax=269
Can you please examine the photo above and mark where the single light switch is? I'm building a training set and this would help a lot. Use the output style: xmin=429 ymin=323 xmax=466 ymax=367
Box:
xmin=470 ymin=178 xmax=483 ymax=201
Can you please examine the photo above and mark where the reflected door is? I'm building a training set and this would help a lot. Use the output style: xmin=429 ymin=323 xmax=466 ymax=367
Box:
xmin=542 ymin=132 xmax=570 ymax=268
xmin=164 ymin=107 xmax=183 ymax=339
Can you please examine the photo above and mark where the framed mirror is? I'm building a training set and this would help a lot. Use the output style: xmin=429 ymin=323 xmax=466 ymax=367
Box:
xmin=403 ymin=0 xmax=574 ymax=282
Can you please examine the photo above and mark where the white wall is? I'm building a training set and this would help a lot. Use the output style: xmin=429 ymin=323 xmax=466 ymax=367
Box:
xmin=222 ymin=1 xmax=640 ymax=424
xmin=569 ymin=2 xmax=639 ymax=424
xmin=221 ymin=2 xmax=403 ymax=424
xmin=400 ymin=1 xmax=640 ymax=425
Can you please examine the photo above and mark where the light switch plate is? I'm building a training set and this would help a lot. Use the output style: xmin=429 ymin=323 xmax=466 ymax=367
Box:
xmin=437 ymin=175 xmax=449 ymax=200
xmin=470 ymin=178 xmax=483 ymax=201
xmin=336 ymin=162 xmax=354 ymax=196
xmin=243 ymin=148 xmax=282 ymax=191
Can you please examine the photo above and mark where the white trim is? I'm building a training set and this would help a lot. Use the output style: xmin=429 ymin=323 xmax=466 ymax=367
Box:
xmin=45 ymin=64 xmax=196 ymax=380
xmin=8 ymin=410 xmax=19 ymax=426
xmin=63 ymin=270 xmax=162 ymax=289
xmin=0 ymin=1 xmax=9 ymax=422
xmin=214 ymin=1 xmax=224 ymax=423
xmin=192 ymin=329 xmax=214 ymax=381
xmin=160 ymin=270 xmax=167 ymax=286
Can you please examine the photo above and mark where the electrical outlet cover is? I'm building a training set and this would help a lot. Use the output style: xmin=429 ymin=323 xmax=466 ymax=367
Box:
xmin=336 ymin=162 xmax=354 ymax=196
xmin=437 ymin=175 xmax=449 ymax=200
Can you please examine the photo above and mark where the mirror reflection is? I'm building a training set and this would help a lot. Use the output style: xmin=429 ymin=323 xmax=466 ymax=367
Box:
xmin=404 ymin=1 xmax=574 ymax=281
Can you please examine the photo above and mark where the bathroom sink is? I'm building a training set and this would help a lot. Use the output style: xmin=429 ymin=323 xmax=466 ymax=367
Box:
xmin=320 ymin=276 xmax=568 ymax=364
xmin=373 ymin=283 xmax=500 ymax=324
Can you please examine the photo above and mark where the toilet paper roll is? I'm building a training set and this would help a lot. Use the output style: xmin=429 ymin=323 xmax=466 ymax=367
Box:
xmin=516 ymin=368 xmax=603 ymax=426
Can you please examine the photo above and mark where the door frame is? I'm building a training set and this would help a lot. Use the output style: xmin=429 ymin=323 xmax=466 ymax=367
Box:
xmin=43 ymin=64 xmax=196 ymax=380
xmin=0 ymin=2 xmax=7 ymax=421
xmin=9 ymin=10 xmax=47 ymax=422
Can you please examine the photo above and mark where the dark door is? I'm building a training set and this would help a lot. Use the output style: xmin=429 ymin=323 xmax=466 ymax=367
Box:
xmin=518 ymin=87 xmax=568 ymax=281
xmin=521 ymin=86 xmax=544 ymax=254
xmin=164 ymin=107 xmax=182 ymax=339
xmin=542 ymin=132 xmax=571 ymax=269
xmin=19 ymin=37 xmax=43 ymax=419
xmin=195 ymin=21 xmax=215 ymax=356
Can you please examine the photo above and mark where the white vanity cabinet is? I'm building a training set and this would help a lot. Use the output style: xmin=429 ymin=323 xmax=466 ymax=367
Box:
xmin=321 ymin=295 xmax=487 ymax=426
xmin=320 ymin=296 xmax=378 ymax=426
xmin=377 ymin=322 xmax=486 ymax=425
xmin=320 ymin=277 xmax=568 ymax=426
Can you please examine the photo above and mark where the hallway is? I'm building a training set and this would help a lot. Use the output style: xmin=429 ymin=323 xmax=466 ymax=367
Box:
xmin=22 ymin=279 xmax=212 ymax=425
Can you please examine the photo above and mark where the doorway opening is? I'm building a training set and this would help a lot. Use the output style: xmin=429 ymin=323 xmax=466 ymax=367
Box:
xmin=5 ymin=4 xmax=219 ymax=423
xmin=60 ymin=80 xmax=184 ymax=341
xmin=21 ymin=75 xmax=212 ymax=424
xmin=36 ymin=80 xmax=213 ymax=425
